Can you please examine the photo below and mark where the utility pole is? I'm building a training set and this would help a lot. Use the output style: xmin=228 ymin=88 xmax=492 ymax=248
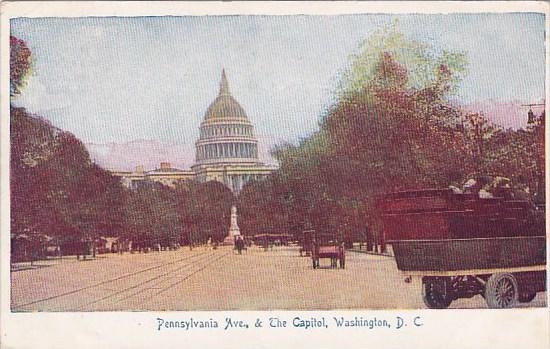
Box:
xmin=520 ymin=103 xmax=545 ymax=125
xmin=520 ymin=102 xmax=545 ymax=202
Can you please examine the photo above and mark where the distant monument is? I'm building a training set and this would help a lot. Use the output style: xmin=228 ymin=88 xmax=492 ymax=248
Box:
xmin=223 ymin=205 xmax=241 ymax=245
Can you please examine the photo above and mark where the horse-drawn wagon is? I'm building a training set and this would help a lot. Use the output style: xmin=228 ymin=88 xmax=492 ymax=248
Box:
xmin=379 ymin=188 xmax=546 ymax=308
xmin=310 ymin=231 xmax=345 ymax=269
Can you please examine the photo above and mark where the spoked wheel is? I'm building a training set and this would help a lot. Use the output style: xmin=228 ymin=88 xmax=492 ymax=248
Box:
xmin=422 ymin=277 xmax=452 ymax=309
xmin=518 ymin=292 xmax=537 ymax=303
xmin=484 ymin=273 xmax=518 ymax=309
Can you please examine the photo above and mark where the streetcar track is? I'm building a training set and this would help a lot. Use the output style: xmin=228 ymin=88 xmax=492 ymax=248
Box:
xmin=74 ymin=251 xmax=216 ymax=310
xmin=115 ymin=251 xmax=229 ymax=302
xmin=12 ymin=250 xmax=212 ymax=309
xmin=82 ymin=250 xmax=228 ymax=308
xmin=153 ymin=251 xmax=229 ymax=296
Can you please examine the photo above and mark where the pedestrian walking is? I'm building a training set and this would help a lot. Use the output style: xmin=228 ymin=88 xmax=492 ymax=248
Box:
xmin=236 ymin=236 xmax=245 ymax=254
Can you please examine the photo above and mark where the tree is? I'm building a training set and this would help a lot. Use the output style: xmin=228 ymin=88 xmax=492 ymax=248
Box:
xmin=262 ymin=25 xmax=474 ymax=238
xmin=10 ymin=36 xmax=32 ymax=96
xmin=238 ymin=176 xmax=290 ymax=236
xmin=124 ymin=182 xmax=181 ymax=248
xmin=11 ymin=107 xmax=70 ymax=239
xmin=323 ymin=52 xmax=470 ymax=209
xmin=11 ymin=107 xmax=127 ymax=250
xmin=481 ymin=110 xmax=545 ymax=201
xmin=176 ymin=180 xmax=235 ymax=244
xmin=336 ymin=22 xmax=468 ymax=99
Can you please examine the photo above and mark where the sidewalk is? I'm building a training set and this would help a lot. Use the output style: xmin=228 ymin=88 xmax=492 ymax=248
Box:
xmin=10 ymin=255 xmax=104 ymax=272
xmin=348 ymin=245 xmax=394 ymax=257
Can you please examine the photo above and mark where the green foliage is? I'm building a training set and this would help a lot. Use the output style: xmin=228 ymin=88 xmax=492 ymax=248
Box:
xmin=337 ymin=21 xmax=468 ymax=99
xmin=238 ymin=25 xmax=541 ymax=241
xmin=481 ymin=115 xmax=545 ymax=200
xmin=238 ymin=176 xmax=289 ymax=236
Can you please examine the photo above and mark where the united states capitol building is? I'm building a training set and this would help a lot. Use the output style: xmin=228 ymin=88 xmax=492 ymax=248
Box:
xmin=112 ymin=70 xmax=277 ymax=193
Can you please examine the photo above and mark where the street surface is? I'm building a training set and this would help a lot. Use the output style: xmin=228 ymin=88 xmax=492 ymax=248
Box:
xmin=11 ymin=246 xmax=547 ymax=311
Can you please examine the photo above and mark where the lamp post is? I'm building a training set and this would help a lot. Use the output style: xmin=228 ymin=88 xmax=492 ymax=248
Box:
xmin=521 ymin=103 xmax=545 ymax=202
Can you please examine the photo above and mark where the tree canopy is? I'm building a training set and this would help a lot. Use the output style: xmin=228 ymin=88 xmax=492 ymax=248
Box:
xmin=175 ymin=180 xmax=236 ymax=243
xmin=9 ymin=28 xmax=544 ymax=255
xmin=237 ymin=25 xmax=544 ymax=238
xmin=337 ymin=22 xmax=468 ymax=99
xmin=11 ymin=107 xmax=126 ymax=241
xmin=11 ymin=105 xmax=238 ymax=248
xmin=10 ymin=36 xmax=32 ymax=96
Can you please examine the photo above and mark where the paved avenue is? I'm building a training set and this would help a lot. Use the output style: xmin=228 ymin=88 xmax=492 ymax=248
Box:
xmin=11 ymin=246 xmax=546 ymax=311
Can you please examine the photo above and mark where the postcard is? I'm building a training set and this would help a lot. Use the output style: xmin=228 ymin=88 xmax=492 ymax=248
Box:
xmin=1 ymin=1 xmax=549 ymax=349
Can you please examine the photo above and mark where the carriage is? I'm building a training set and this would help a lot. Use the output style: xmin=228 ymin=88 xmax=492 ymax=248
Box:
xmin=254 ymin=233 xmax=293 ymax=250
xmin=379 ymin=188 xmax=546 ymax=308
xmin=310 ymin=231 xmax=345 ymax=269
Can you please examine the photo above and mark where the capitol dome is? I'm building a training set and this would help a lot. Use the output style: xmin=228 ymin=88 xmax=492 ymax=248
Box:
xmin=203 ymin=71 xmax=249 ymax=122
xmin=113 ymin=70 xmax=276 ymax=194
xmin=204 ymin=94 xmax=249 ymax=121
xmin=194 ymin=69 xmax=260 ymax=166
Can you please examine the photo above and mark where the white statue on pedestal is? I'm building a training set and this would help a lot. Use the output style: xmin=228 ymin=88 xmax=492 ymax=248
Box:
xmin=223 ymin=205 xmax=241 ymax=245
xmin=229 ymin=205 xmax=241 ymax=237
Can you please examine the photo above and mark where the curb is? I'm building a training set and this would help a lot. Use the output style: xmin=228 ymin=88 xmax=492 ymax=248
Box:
xmin=348 ymin=249 xmax=394 ymax=257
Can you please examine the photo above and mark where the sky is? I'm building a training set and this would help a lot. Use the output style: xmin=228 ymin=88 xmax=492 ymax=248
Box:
xmin=10 ymin=14 xmax=546 ymax=170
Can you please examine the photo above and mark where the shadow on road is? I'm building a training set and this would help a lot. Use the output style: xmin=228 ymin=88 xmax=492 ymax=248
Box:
xmin=11 ymin=264 xmax=53 ymax=272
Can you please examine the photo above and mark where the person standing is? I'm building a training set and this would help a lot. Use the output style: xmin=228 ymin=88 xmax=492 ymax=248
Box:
xmin=236 ymin=236 xmax=244 ymax=254
xmin=365 ymin=224 xmax=373 ymax=252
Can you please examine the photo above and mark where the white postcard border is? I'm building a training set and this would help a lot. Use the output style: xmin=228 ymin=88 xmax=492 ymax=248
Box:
xmin=1 ymin=2 xmax=549 ymax=349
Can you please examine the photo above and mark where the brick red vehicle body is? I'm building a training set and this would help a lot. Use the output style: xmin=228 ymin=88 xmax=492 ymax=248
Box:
xmin=378 ymin=188 xmax=546 ymax=308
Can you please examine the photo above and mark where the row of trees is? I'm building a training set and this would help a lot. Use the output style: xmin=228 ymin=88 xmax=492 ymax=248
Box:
xmin=10 ymin=35 xmax=238 ymax=253
xmin=10 ymin=24 xmax=545 ymax=255
xmin=11 ymin=107 xmax=236 ymax=249
xmin=11 ymin=107 xmax=126 ymax=244
xmin=125 ymin=180 xmax=235 ymax=246
xmin=236 ymin=24 xmax=545 ymax=239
